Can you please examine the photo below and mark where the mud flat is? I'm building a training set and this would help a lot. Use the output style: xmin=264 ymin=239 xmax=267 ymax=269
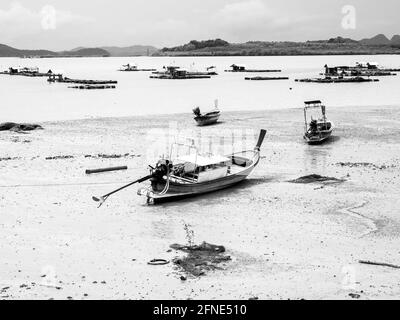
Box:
xmin=1 ymin=105 xmax=400 ymax=300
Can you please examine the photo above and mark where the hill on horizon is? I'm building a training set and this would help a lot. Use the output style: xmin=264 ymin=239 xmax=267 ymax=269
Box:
xmin=156 ymin=34 xmax=400 ymax=56
xmin=0 ymin=44 xmax=109 ymax=58
xmin=101 ymin=45 xmax=158 ymax=56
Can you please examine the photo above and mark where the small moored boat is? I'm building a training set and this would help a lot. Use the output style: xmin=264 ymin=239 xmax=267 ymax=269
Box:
xmin=193 ymin=100 xmax=220 ymax=126
xmin=303 ymin=100 xmax=334 ymax=144
xmin=118 ymin=63 xmax=156 ymax=72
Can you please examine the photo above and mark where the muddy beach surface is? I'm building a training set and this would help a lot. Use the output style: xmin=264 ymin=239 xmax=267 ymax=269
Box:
xmin=1 ymin=105 xmax=400 ymax=300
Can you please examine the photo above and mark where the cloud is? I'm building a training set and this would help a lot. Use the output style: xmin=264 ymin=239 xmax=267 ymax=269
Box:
xmin=214 ymin=0 xmax=281 ymax=33
xmin=0 ymin=2 xmax=94 ymax=40
xmin=212 ymin=0 xmax=327 ymax=41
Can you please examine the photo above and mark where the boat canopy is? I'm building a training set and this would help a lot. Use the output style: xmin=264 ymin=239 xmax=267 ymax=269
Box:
xmin=304 ymin=100 xmax=322 ymax=105
xmin=177 ymin=154 xmax=230 ymax=167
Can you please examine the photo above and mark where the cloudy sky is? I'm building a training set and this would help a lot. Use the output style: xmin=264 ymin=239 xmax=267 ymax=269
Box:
xmin=0 ymin=0 xmax=399 ymax=50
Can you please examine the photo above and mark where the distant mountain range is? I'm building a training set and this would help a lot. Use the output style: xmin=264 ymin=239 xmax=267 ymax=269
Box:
xmin=0 ymin=44 xmax=158 ymax=58
xmin=359 ymin=34 xmax=400 ymax=46
xmin=0 ymin=43 xmax=109 ymax=58
xmin=101 ymin=45 xmax=158 ymax=56
xmin=2 ymin=34 xmax=400 ymax=57
xmin=71 ymin=45 xmax=158 ymax=56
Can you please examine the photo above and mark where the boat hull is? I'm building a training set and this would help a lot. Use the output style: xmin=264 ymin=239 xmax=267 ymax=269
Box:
xmin=304 ymin=130 xmax=333 ymax=144
xmin=194 ymin=114 xmax=220 ymax=126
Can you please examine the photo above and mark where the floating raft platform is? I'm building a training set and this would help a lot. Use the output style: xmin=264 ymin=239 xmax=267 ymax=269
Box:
xmin=68 ymin=85 xmax=116 ymax=89
xmin=323 ymin=71 xmax=396 ymax=77
xmin=0 ymin=71 xmax=54 ymax=77
xmin=150 ymin=75 xmax=211 ymax=79
xmin=295 ymin=77 xmax=379 ymax=83
xmin=48 ymin=75 xmax=117 ymax=84
xmin=225 ymin=69 xmax=281 ymax=73
xmin=151 ymin=71 xmax=215 ymax=76
xmin=119 ymin=68 xmax=156 ymax=72
xmin=245 ymin=76 xmax=289 ymax=81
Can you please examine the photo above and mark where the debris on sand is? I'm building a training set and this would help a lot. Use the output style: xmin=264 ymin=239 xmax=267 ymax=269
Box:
xmin=98 ymin=153 xmax=129 ymax=159
xmin=0 ymin=122 xmax=43 ymax=132
xmin=84 ymin=153 xmax=141 ymax=159
xmin=0 ymin=157 xmax=21 ymax=161
xmin=349 ymin=293 xmax=361 ymax=299
xmin=336 ymin=162 xmax=395 ymax=170
xmin=170 ymin=242 xmax=231 ymax=277
xmin=45 ymin=155 xmax=74 ymax=160
xmin=289 ymin=174 xmax=345 ymax=184
xmin=147 ymin=259 xmax=170 ymax=266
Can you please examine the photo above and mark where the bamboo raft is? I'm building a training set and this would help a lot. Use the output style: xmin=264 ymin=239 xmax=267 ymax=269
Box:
xmin=245 ymin=76 xmax=289 ymax=80
xmin=68 ymin=85 xmax=116 ymax=89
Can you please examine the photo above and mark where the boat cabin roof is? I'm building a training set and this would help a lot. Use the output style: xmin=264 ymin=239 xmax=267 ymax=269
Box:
xmin=177 ymin=154 xmax=230 ymax=167
xmin=304 ymin=100 xmax=322 ymax=105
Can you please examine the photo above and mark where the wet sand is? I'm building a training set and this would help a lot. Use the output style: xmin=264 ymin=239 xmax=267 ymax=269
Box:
xmin=1 ymin=105 xmax=400 ymax=300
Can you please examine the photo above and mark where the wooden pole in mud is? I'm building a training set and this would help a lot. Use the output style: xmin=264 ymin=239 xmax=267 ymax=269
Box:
xmin=85 ymin=166 xmax=128 ymax=174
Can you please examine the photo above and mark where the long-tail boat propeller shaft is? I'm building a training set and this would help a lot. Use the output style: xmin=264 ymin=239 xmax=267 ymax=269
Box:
xmin=92 ymin=159 xmax=172 ymax=207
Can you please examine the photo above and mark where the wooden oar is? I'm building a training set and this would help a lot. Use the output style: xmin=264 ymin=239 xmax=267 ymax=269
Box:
xmin=92 ymin=174 xmax=152 ymax=207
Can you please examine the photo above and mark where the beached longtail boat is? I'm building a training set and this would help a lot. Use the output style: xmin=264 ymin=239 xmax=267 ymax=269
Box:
xmin=92 ymin=130 xmax=266 ymax=206
xmin=303 ymin=100 xmax=334 ymax=144
xmin=192 ymin=99 xmax=220 ymax=126
xmin=138 ymin=129 xmax=266 ymax=203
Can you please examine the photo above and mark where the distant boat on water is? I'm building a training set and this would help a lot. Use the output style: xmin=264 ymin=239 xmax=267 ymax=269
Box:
xmin=224 ymin=64 xmax=281 ymax=73
xmin=118 ymin=63 xmax=156 ymax=72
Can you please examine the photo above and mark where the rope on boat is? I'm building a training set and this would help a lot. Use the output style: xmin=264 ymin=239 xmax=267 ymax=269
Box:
xmin=159 ymin=166 xmax=171 ymax=195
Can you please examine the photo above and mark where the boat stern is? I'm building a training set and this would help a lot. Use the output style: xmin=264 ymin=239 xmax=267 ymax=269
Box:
xmin=137 ymin=187 xmax=156 ymax=204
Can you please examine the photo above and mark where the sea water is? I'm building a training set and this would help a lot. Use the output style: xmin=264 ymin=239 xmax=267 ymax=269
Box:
xmin=1 ymin=55 xmax=400 ymax=122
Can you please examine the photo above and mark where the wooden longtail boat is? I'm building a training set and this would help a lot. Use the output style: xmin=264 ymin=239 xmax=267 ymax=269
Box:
xmin=192 ymin=100 xmax=221 ymax=126
xmin=137 ymin=129 xmax=266 ymax=204
xmin=303 ymin=100 xmax=334 ymax=144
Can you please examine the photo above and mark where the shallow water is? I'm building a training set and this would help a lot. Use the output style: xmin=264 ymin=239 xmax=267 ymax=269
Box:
xmin=1 ymin=55 xmax=400 ymax=122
